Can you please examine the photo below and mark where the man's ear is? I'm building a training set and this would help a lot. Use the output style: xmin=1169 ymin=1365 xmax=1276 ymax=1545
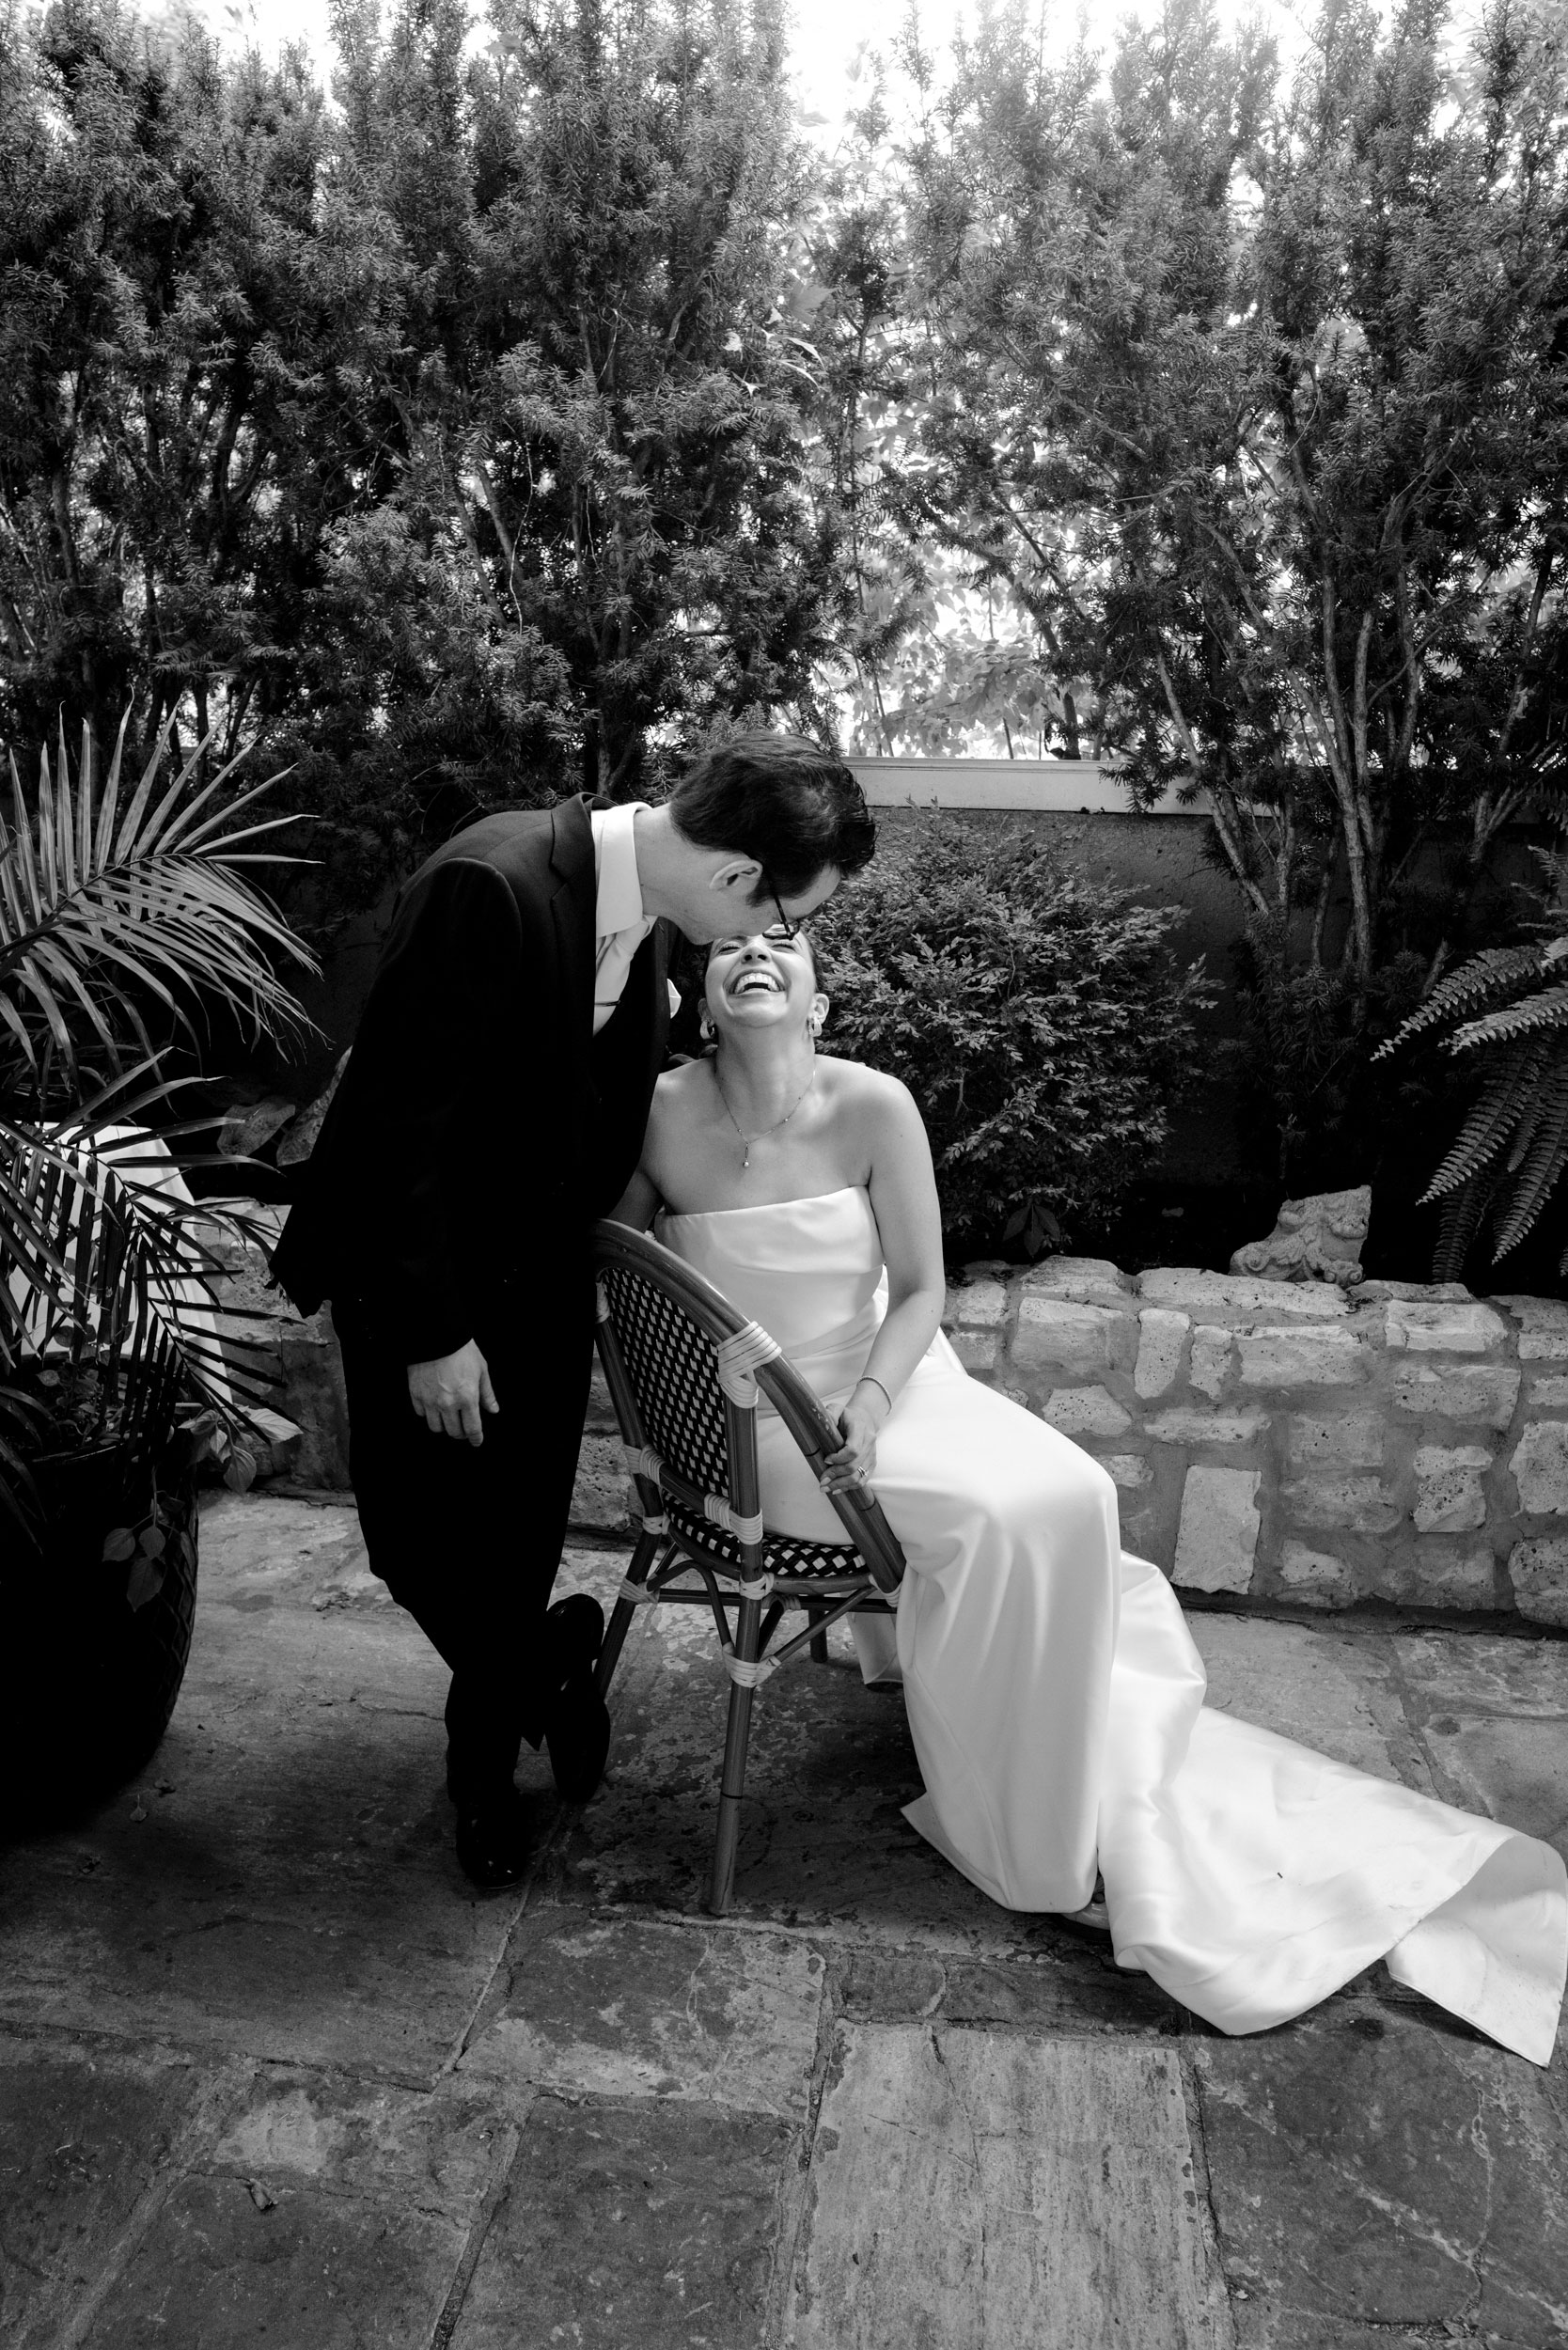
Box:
xmin=707 ymin=855 xmax=764 ymax=898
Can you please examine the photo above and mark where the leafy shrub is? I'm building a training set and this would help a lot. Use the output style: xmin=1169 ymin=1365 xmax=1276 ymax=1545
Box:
xmin=809 ymin=816 xmax=1215 ymax=1254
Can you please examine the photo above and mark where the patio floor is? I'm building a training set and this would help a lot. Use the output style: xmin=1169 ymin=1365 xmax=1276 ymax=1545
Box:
xmin=2 ymin=1491 xmax=1565 ymax=2349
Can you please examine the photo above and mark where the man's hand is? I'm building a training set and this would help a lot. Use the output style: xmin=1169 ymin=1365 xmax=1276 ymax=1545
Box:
xmin=408 ymin=1341 xmax=499 ymax=1445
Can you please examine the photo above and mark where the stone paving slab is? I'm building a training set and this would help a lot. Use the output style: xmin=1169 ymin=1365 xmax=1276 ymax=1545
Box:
xmin=786 ymin=2024 xmax=1230 ymax=2348
xmin=0 ymin=1509 xmax=522 ymax=2082
xmin=459 ymin=1907 xmax=824 ymax=2115
xmin=1195 ymin=2002 xmax=1568 ymax=2349
xmin=0 ymin=2038 xmax=212 ymax=2349
xmin=75 ymin=2169 xmax=466 ymax=2350
xmin=447 ymin=2095 xmax=791 ymax=2350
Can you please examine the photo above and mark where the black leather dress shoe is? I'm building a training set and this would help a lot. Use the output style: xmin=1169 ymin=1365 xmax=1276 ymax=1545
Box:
xmin=542 ymin=1595 xmax=610 ymax=1804
xmin=545 ymin=1592 xmax=605 ymax=1678
xmin=454 ymin=1785 xmax=532 ymax=1889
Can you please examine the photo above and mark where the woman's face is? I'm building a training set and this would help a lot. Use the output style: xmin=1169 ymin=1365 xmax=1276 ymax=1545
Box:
xmin=704 ymin=925 xmax=827 ymax=1041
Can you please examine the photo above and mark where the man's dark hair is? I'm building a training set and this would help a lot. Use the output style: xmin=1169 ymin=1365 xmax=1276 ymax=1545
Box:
xmin=669 ymin=732 xmax=875 ymax=900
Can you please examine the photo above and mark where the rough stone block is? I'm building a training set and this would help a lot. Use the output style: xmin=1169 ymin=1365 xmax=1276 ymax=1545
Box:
xmin=1372 ymin=1539 xmax=1497 ymax=1608
xmin=1022 ymin=1255 xmax=1134 ymax=1303
xmin=1012 ymin=1296 xmax=1133 ymax=1371
xmin=1412 ymin=1444 xmax=1490 ymax=1535
xmin=1039 ymin=1385 xmax=1133 ymax=1436
xmin=1172 ymin=1465 xmax=1261 ymax=1593
xmin=1284 ymin=1412 xmax=1384 ymax=1472
xmin=944 ymin=1278 xmax=1008 ymax=1325
xmin=1527 ymin=1372 xmax=1568 ymax=1407
xmin=1188 ymin=1325 xmax=1231 ymax=1399
xmin=1137 ymin=1268 xmax=1347 ymax=1319
xmin=1144 ymin=1406 xmax=1267 ymax=1444
xmin=1496 ymin=1294 xmax=1568 ymax=1330
xmin=274 ymin=1316 xmax=352 ymax=1489
xmin=1507 ymin=1536 xmax=1568 ymax=1628
xmin=1133 ymin=1307 xmax=1188 ymax=1398
xmin=1510 ymin=1420 xmax=1568 ymax=1514
xmin=1391 ymin=1361 xmax=1521 ymax=1430
xmin=1280 ymin=1476 xmax=1403 ymax=1534
xmin=1102 ymin=1453 xmax=1152 ymax=1488
xmin=1518 ymin=1330 xmax=1568 ymax=1360
xmin=1383 ymin=1298 xmax=1508 ymax=1353
xmin=948 ymin=1328 xmax=998 ymax=1371
xmin=1356 ymin=1278 xmax=1472 ymax=1302
xmin=1277 ymin=1540 xmax=1361 ymax=1606
xmin=1236 ymin=1326 xmax=1366 ymax=1386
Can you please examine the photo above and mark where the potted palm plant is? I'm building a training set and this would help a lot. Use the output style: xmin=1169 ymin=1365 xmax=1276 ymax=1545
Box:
xmin=0 ymin=711 xmax=315 ymax=1819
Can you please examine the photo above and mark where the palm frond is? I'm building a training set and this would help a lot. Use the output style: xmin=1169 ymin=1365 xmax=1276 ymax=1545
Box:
xmin=0 ymin=711 xmax=318 ymax=1089
xmin=1 ymin=1120 xmax=278 ymax=1421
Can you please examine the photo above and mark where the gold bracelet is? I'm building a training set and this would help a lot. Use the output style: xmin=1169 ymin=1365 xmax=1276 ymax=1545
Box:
xmin=855 ymin=1374 xmax=894 ymax=1416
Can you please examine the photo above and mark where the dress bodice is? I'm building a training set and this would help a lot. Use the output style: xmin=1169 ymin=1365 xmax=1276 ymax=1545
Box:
xmin=655 ymin=1185 xmax=886 ymax=1398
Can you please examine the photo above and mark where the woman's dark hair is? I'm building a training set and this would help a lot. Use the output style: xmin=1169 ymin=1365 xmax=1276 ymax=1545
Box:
xmin=669 ymin=732 xmax=875 ymax=900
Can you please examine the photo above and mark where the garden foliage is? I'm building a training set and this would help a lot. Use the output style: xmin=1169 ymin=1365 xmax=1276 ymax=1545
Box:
xmin=810 ymin=817 xmax=1214 ymax=1254
xmin=1379 ymin=851 xmax=1568 ymax=1275
xmin=814 ymin=0 xmax=1568 ymax=1202
xmin=0 ymin=0 xmax=841 ymax=915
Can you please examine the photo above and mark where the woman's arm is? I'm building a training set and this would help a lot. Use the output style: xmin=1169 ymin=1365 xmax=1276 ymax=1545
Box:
xmin=823 ymin=1074 xmax=947 ymax=1493
xmin=608 ymin=1166 xmax=660 ymax=1230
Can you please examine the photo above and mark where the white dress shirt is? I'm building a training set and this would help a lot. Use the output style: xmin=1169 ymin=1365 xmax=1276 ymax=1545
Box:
xmin=589 ymin=802 xmax=653 ymax=1034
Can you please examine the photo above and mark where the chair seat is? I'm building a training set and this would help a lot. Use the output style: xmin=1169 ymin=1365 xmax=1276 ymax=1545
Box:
xmin=663 ymin=1498 xmax=886 ymax=1588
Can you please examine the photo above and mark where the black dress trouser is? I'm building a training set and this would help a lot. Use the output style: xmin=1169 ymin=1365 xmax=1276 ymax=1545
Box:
xmin=331 ymin=1258 xmax=596 ymax=1807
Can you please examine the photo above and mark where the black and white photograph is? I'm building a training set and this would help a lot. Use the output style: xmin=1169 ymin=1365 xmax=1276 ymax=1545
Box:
xmin=1 ymin=0 xmax=1566 ymax=2338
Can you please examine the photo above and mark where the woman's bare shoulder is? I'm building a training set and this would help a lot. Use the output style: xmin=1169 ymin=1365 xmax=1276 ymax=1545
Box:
xmin=816 ymin=1054 xmax=920 ymax=1121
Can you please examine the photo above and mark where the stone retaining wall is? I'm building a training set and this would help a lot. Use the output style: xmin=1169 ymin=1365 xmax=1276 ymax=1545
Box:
xmin=203 ymin=1204 xmax=1568 ymax=1624
xmin=946 ymin=1257 xmax=1568 ymax=1626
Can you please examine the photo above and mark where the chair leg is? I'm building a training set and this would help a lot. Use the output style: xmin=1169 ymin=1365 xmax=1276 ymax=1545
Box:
xmin=710 ymin=1590 xmax=763 ymax=1917
xmin=595 ymin=1528 xmax=664 ymax=1700
xmin=807 ymin=1604 xmax=828 ymax=1665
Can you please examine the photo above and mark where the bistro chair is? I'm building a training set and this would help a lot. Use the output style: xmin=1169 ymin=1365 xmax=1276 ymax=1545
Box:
xmin=591 ymin=1218 xmax=907 ymax=1916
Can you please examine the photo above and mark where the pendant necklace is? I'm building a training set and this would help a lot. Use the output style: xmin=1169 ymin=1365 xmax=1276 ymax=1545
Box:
xmin=713 ymin=1062 xmax=816 ymax=1170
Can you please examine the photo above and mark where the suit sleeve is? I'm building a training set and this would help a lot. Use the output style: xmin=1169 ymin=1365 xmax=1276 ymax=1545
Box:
xmin=346 ymin=857 xmax=529 ymax=1364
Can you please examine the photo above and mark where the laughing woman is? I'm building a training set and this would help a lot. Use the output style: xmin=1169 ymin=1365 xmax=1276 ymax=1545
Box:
xmin=611 ymin=922 xmax=1568 ymax=2064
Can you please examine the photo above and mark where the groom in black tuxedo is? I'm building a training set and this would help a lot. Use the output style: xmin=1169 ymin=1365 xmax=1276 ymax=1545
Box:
xmin=272 ymin=735 xmax=874 ymax=1885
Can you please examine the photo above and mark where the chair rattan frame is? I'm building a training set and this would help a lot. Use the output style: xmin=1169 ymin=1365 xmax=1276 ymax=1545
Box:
xmin=591 ymin=1217 xmax=906 ymax=1915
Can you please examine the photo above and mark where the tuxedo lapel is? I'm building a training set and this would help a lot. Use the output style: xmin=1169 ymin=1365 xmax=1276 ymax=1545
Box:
xmin=548 ymin=794 xmax=597 ymax=1049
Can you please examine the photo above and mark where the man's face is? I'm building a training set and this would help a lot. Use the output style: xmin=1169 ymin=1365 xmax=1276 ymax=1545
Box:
xmin=683 ymin=861 xmax=842 ymax=945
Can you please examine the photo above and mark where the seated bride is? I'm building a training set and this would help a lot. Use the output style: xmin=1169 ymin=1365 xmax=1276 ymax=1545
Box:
xmin=612 ymin=918 xmax=1567 ymax=2066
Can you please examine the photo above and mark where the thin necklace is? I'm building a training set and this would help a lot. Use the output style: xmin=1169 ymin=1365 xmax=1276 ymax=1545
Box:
xmin=713 ymin=1059 xmax=816 ymax=1170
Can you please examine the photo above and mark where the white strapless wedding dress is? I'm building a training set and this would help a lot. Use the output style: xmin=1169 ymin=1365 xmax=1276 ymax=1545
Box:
xmin=656 ymin=1186 xmax=1568 ymax=2063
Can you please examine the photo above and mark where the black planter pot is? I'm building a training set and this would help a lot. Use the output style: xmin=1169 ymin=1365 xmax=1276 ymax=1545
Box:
xmin=1 ymin=1434 xmax=200 ymax=1825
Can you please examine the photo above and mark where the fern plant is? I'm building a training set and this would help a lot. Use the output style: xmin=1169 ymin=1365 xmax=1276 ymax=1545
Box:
xmin=1376 ymin=851 xmax=1568 ymax=1277
xmin=0 ymin=711 xmax=316 ymax=1557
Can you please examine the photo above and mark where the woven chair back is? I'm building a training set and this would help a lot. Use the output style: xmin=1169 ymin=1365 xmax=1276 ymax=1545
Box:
xmin=592 ymin=1221 xmax=905 ymax=1594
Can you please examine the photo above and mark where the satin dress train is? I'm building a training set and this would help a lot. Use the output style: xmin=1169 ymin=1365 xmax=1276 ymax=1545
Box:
xmin=656 ymin=1187 xmax=1568 ymax=2065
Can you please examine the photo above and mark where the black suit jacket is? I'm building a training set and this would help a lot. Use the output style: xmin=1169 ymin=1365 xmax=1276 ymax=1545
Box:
xmin=271 ymin=795 xmax=672 ymax=1362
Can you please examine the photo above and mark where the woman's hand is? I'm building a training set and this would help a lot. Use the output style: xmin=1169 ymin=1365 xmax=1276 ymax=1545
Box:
xmin=823 ymin=1380 xmax=890 ymax=1495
